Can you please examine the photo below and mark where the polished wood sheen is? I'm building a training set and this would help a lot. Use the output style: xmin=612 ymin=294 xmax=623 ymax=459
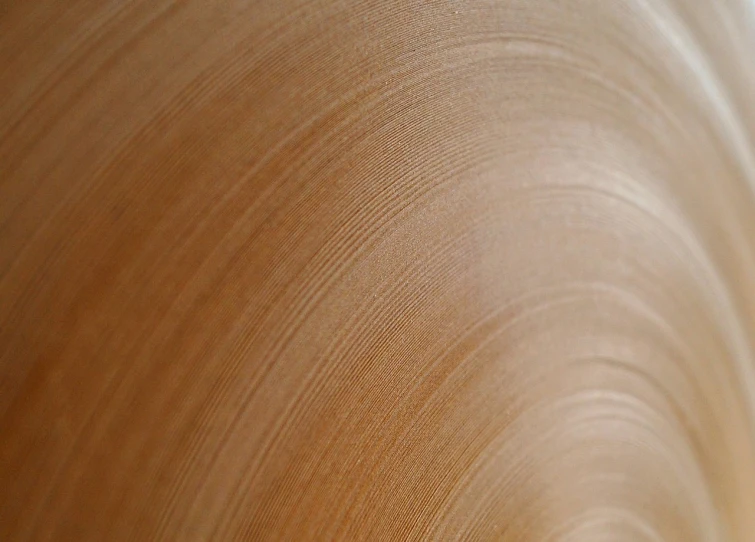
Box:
xmin=2 ymin=1 xmax=755 ymax=540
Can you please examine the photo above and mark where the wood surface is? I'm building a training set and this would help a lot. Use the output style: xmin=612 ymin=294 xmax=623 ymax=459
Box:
xmin=2 ymin=1 xmax=755 ymax=540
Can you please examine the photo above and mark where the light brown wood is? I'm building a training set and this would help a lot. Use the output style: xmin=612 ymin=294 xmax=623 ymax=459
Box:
xmin=2 ymin=1 xmax=755 ymax=540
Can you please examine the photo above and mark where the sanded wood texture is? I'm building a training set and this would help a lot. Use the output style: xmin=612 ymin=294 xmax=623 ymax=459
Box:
xmin=2 ymin=1 xmax=755 ymax=540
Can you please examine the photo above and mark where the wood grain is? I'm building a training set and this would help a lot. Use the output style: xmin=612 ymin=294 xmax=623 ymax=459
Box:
xmin=2 ymin=1 xmax=755 ymax=540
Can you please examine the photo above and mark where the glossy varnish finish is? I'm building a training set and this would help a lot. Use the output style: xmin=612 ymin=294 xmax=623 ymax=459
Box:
xmin=2 ymin=1 xmax=755 ymax=540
